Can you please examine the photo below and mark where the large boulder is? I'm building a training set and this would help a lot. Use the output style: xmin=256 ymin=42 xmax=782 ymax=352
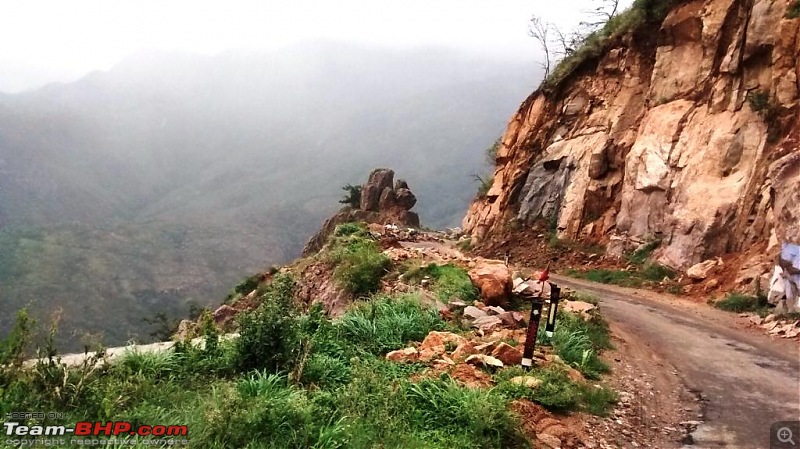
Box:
xmin=395 ymin=188 xmax=417 ymax=210
xmin=468 ymin=260 xmax=512 ymax=306
xmin=687 ymin=259 xmax=718 ymax=280
xmin=360 ymin=168 xmax=395 ymax=211
xmin=378 ymin=187 xmax=397 ymax=210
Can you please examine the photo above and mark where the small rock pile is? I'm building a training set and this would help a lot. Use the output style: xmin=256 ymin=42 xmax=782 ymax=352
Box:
xmin=745 ymin=313 xmax=800 ymax=339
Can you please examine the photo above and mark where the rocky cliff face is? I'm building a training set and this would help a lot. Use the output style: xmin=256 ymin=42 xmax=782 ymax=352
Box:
xmin=464 ymin=0 xmax=799 ymax=269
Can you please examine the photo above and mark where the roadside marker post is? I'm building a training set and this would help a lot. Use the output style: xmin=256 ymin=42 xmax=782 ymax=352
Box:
xmin=520 ymin=280 xmax=560 ymax=370
xmin=544 ymin=284 xmax=560 ymax=338
xmin=521 ymin=297 xmax=543 ymax=369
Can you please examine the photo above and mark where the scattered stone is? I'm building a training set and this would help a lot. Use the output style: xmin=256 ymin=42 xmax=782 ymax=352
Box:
xmin=687 ymin=259 xmax=718 ymax=280
xmin=472 ymin=315 xmax=503 ymax=332
xmin=510 ymin=376 xmax=543 ymax=388
xmin=566 ymin=367 xmax=585 ymax=382
xmin=703 ymin=279 xmax=720 ymax=292
xmin=485 ymin=305 xmax=507 ymax=315
xmin=749 ymin=315 xmax=764 ymax=326
xmin=451 ymin=342 xmax=478 ymax=360
xmin=492 ymin=342 xmax=523 ymax=365
xmin=764 ymin=314 xmax=777 ymax=323
xmin=420 ymin=331 xmax=467 ymax=351
xmin=537 ymin=433 xmax=562 ymax=449
xmin=463 ymin=306 xmax=487 ymax=320
xmin=561 ymin=300 xmax=596 ymax=321
xmin=474 ymin=341 xmax=498 ymax=354
xmin=212 ymin=305 xmax=237 ymax=324
xmin=386 ymin=347 xmax=419 ymax=363
xmin=497 ymin=311 xmax=525 ymax=328
xmin=174 ymin=319 xmax=193 ymax=342
xmin=465 ymin=354 xmax=504 ymax=369
xmin=448 ymin=300 xmax=467 ymax=310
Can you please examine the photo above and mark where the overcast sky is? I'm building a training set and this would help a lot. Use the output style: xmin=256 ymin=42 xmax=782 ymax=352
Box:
xmin=0 ymin=0 xmax=632 ymax=93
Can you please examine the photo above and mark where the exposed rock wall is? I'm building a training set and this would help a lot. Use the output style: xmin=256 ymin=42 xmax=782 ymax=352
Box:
xmin=464 ymin=0 xmax=799 ymax=269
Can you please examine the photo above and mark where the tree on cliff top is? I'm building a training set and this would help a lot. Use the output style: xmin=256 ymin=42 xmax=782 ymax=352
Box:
xmin=339 ymin=184 xmax=362 ymax=208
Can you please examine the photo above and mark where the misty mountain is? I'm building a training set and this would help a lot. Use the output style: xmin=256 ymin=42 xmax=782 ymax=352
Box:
xmin=0 ymin=41 xmax=538 ymax=349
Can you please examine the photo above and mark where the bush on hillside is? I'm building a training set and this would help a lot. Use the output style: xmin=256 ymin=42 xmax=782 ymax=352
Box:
xmin=328 ymin=234 xmax=390 ymax=296
xmin=235 ymin=274 xmax=301 ymax=373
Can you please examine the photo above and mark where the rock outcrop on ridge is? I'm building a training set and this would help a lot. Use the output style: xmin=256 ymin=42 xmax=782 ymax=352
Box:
xmin=303 ymin=168 xmax=420 ymax=255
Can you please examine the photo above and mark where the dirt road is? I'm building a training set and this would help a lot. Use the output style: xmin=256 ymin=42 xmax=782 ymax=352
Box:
xmin=554 ymin=274 xmax=800 ymax=449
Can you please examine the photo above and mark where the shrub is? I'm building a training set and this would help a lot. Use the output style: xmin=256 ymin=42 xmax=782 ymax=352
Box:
xmin=333 ymin=222 xmax=367 ymax=238
xmin=578 ymin=383 xmax=618 ymax=416
xmin=337 ymin=294 xmax=444 ymax=355
xmin=568 ymin=268 xmax=643 ymax=287
xmin=485 ymin=139 xmax=501 ymax=166
xmin=339 ymin=184 xmax=362 ymax=208
xmin=714 ymin=293 xmax=768 ymax=313
xmin=788 ymin=1 xmax=800 ymax=18
xmin=403 ymin=377 xmax=526 ymax=447
xmin=474 ymin=174 xmax=494 ymax=199
xmin=233 ymin=273 xmax=262 ymax=295
xmin=640 ymin=263 xmax=676 ymax=281
xmin=403 ymin=263 xmax=479 ymax=302
xmin=235 ymin=275 xmax=301 ymax=373
xmin=328 ymin=235 xmax=390 ymax=296
xmin=199 ymin=374 xmax=347 ymax=448
xmin=301 ymin=353 xmax=352 ymax=388
xmin=0 ymin=309 xmax=32 ymax=366
xmin=627 ymin=240 xmax=660 ymax=265
xmin=117 ymin=349 xmax=180 ymax=380
xmin=528 ymin=367 xmax=581 ymax=412
xmin=548 ymin=311 xmax=611 ymax=379
xmin=747 ymin=90 xmax=780 ymax=127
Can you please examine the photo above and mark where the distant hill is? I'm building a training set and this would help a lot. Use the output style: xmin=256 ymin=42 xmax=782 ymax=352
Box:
xmin=0 ymin=42 xmax=538 ymax=350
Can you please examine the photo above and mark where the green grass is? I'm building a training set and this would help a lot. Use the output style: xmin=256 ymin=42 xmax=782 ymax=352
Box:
xmin=402 ymin=263 xmax=479 ymax=302
xmin=567 ymin=268 xmax=643 ymax=287
xmin=494 ymin=365 xmax=616 ymax=415
xmin=713 ymin=293 xmax=769 ymax=313
xmin=336 ymin=294 xmax=445 ymax=355
xmin=566 ymin=262 xmax=675 ymax=287
xmin=627 ymin=240 xmax=660 ymax=266
xmin=542 ymin=311 xmax=612 ymax=379
xmin=570 ymin=292 xmax=599 ymax=305
xmin=326 ymin=231 xmax=391 ymax=296
xmin=542 ymin=0 xmax=686 ymax=93
xmin=1 ymin=288 xmax=616 ymax=448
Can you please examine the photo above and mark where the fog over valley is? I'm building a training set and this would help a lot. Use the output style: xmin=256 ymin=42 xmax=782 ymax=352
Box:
xmin=0 ymin=42 xmax=539 ymax=349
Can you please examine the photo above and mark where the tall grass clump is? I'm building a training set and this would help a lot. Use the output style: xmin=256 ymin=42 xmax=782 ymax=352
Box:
xmin=403 ymin=377 xmax=526 ymax=448
xmin=714 ymin=292 xmax=768 ymax=313
xmin=403 ymin=263 xmax=478 ymax=302
xmin=327 ymin=231 xmax=390 ymax=296
xmin=336 ymin=294 xmax=444 ymax=355
xmin=540 ymin=311 xmax=611 ymax=379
